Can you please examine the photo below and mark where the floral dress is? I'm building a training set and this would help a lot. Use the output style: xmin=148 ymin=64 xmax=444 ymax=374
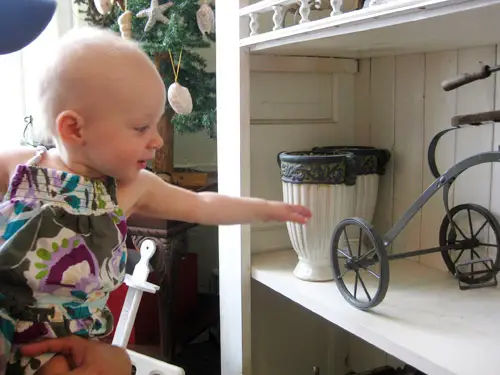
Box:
xmin=0 ymin=147 xmax=127 ymax=375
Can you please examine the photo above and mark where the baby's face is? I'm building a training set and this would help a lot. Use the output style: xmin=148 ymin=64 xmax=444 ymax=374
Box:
xmin=75 ymin=54 xmax=166 ymax=182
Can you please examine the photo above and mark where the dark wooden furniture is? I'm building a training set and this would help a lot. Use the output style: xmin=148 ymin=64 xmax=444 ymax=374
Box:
xmin=126 ymin=181 xmax=219 ymax=361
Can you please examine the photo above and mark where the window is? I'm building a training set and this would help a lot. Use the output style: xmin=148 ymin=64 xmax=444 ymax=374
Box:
xmin=0 ymin=2 xmax=75 ymax=149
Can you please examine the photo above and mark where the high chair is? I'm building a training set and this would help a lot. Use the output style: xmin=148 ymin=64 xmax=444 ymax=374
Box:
xmin=112 ymin=239 xmax=185 ymax=375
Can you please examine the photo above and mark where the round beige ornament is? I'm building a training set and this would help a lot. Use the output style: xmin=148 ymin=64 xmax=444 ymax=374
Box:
xmin=94 ymin=0 xmax=113 ymax=15
xmin=196 ymin=1 xmax=215 ymax=35
xmin=168 ymin=82 xmax=193 ymax=115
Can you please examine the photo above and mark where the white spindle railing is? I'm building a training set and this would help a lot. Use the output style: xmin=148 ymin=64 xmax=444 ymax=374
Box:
xmin=239 ymin=0 xmax=439 ymax=38
xmin=240 ymin=0 xmax=340 ymax=37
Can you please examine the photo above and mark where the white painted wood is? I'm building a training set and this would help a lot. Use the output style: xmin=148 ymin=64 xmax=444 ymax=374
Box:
xmin=391 ymin=54 xmax=425 ymax=255
xmin=419 ymin=50 xmax=458 ymax=271
xmin=369 ymin=57 xmax=395 ymax=239
xmin=249 ymin=54 xmax=358 ymax=74
xmin=353 ymin=59 xmax=371 ymax=146
xmin=299 ymin=0 xmax=312 ymax=23
xmin=249 ymin=72 xmax=335 ymax=122
xmin=249 ymin=12 xmax=260 ymax=36
xmin=349 ymin=59 xmax=392 ymax=369
xmin=272 ymin=5 xmax=286 ymax=30
xmin=252 ymin=249 xmax=500 ymax=375
xmin=249 ymin=123 xmax=352 ymax=203
xmin=225 ymin=3 xmax=500 ymax=372
xmin=240 ymin=0 xmax=500 ymax=58
xmin=251 ymin=281 xmax=334 ymax=375
xmin=248 ymin=70 xmax=356 ymax=254
xmin=490 ymin=46 xmax=500 ymax=264
xmin=453 ymin=47 xmax=496 ymax=210
xmin=240 ymin=0 xmax=297 ymax=16
xmin=216 ymin=1 xmax=252 ymax=374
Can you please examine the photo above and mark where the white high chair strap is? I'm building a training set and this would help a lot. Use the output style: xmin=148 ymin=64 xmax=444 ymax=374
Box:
xmin=26 ymin=146 xmax=47 ymax=166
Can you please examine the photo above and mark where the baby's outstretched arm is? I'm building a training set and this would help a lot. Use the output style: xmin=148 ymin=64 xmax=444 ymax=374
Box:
xmin=128 ymin=170 xmax=311 ymax=225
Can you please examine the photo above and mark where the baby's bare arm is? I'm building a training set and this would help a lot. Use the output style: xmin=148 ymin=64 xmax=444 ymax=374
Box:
xmin=126 ymin=169 xmax=311 ymax=226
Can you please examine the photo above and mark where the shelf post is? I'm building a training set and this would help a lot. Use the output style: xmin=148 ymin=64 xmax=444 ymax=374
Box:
xmin=217 ymin=1 xmax=252 ymax=375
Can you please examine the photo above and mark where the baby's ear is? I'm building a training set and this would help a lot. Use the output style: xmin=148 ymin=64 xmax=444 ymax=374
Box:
xmin=55 ymin=110 xmax=84 ymax=144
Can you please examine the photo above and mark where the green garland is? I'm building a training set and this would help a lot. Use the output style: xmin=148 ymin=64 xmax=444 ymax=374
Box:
xmin=73 ymin=0 xmax=216 ymax=136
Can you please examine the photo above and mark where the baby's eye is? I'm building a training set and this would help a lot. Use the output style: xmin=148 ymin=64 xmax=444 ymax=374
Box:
xmin=135 ymin=125 xmax=149 ymax=134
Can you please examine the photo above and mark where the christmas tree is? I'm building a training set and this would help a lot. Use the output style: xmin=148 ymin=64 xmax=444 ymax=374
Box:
xmin=73 ymin=0 xmax=216 ymax=173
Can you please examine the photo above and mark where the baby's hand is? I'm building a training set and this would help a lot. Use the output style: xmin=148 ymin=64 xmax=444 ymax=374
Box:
xmin=266 ymin=201 xmax=312 ymax=224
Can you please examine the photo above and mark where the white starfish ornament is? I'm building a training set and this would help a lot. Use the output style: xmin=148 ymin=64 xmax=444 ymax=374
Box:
xmin=136 ymin=0 xmax=174 ymax=32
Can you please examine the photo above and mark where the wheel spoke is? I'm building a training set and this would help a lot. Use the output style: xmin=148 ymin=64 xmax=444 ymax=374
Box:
xmin=467 ymin=209 xmax=474 ymax=238
xmin=450 ymin=217 xmax=468 ymax=240
xmin=361 ymin=266 xmax=380 ymax=279
xmin=344 ymin=228 xmax=353 ymax=257
xmin=354 ymin=272 xmax=359 ymax=299
xmin=471 ymin=249 xmax=493 ymax=271
xmin=478 ymin=242 xmax=497 ymax=247
xmin=337 ymin=249 xmax=352 ymax=260
xmin=338 ymin=268 xmax=353 ymax=279
xmin=357 ymin=248 xmax=376 ymax=262
xmin=357 ymin=227 xmax=362 ymax=257
xmin=355 ymin=271 xmax=372 ymax=301
xmin=453 ymin=249 xmax=466 ymax=265
xmin=474 ymin=220 xmax=488 ymax=238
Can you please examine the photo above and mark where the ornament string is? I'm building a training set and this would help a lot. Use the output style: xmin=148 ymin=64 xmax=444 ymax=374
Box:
xmin=168 ymin=49 xmax=183 ymax=82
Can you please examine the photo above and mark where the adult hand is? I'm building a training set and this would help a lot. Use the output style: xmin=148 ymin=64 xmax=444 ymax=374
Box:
xmin=20 ymin=335 xmax=132 ymax=375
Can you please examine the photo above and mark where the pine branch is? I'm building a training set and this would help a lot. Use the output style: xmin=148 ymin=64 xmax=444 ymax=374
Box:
xmin=74 ymin=0 xmax=217 ymax=136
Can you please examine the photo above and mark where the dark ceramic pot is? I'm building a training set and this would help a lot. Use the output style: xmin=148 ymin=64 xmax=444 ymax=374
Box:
xmin=310 ymin=146 xmax=391 ymax=239
xmin=311 ymin=146 xmax=391 ymax=176
xmin=277 ymin=150 xmax=357 ymax=186
xmin=276 ymin=150 xmax=358 ymax=282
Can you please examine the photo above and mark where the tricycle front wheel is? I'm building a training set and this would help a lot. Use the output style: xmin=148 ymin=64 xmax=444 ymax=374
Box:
xmin=331 ymin=218 xmax=389 ymax=310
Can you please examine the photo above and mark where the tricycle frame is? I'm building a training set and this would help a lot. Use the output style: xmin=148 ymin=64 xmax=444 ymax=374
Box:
xmin=330 ymin=63 xmax=500 ymax=310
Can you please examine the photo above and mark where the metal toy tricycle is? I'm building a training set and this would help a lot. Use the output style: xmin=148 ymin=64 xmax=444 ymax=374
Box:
xmin=330 ymin=64 xmax=500 ymax=310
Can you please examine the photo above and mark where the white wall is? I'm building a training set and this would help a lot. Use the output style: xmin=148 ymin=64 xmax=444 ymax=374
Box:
xmin=344 ymin=44 xmax=500 ymax=373
xmin=249 ymin=44 xmax=500 ymax=374
xmin=248 ymin=62 xmax=357 ymax=375
xmin=249 ymin=67 xmax=357 ymax=253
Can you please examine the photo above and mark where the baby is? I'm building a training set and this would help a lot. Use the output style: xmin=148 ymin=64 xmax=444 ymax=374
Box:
xmin=0 ymin=27 xmax=311 ymax=375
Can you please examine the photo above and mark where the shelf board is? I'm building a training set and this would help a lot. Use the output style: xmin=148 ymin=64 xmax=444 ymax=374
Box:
xmin=251 ymin=249 xmax=500 ymax=375
xmin=240 ymin=0 xmax=500 ymax=58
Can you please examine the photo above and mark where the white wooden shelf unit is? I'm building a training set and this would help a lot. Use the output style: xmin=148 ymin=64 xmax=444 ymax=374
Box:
xmin=216 ymin=1 xmax=500 ymax=375
xmin=240 ymin=0 xmax=500 ymax=58
xmin=252 ymin=249 xmax=500 ymax=375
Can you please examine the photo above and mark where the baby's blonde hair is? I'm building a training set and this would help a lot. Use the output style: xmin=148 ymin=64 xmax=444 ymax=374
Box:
xmin=34 ymin=26 xmax=151 ymax=144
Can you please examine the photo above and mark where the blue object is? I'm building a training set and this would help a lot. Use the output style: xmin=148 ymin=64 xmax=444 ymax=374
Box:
xmin=0 ymin=0 xmax=57 ymax=55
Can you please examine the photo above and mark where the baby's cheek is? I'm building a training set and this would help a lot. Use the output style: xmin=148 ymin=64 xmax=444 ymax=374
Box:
xmin=35 ymin=354 xmax=71 ymax=375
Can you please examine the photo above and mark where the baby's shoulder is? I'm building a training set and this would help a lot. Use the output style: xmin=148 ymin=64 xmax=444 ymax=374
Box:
xmin=0 ymin=146 xmax=39 ymax=170
xmin=0 ymin=146 xmax=39 ymax=193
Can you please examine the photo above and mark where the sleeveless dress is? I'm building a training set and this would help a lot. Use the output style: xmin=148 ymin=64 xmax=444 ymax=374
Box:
xmin=0 ymin=147 xmax=128 ymax=375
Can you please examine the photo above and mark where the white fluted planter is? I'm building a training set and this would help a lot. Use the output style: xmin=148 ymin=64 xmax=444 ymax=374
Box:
xmin=278 ymin=151 xmax=358 ymax=282
xmin=312 ymin=146 xmax=391 ymax=251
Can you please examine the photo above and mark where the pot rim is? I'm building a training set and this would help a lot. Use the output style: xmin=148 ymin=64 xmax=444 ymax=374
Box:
xmin=277 ymin=150 xmax=355 ymax=164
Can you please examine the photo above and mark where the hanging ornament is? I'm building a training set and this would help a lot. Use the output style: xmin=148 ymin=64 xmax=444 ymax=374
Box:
xmin=115 ymin=0 xmax=126 ymax=11
xmin=118 ymin=10 xmax=133 ymax=39
xmin=167 ymin=49 xmax=193 ymax=115
xmin=136 ymin=0 xmax=174 ymax=32
xmin=94 ymin=0 xmax=113 ymax=15
xmin=196 ymin=1 xmax=215 ymax=35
